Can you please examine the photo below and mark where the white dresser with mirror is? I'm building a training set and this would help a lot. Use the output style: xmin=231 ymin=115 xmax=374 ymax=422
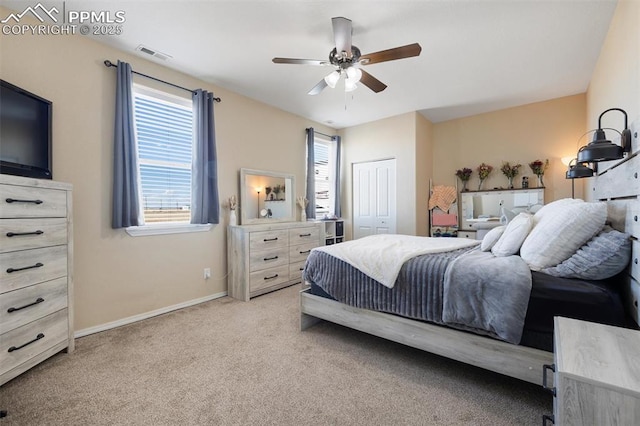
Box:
xmin=459 ymin=187 xmax=544 ymax=239
xmin=228 ymin=169 xmax=322 ymax=301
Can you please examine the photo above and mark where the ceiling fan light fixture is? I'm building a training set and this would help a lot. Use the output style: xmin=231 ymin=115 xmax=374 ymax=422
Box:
xmin=345 ymin=77 xmax=358 ymax=92
xmin=346 ymin=66 xmax=362 ymax=82
xmin=324 ymin=70 xmax=341 ymax=89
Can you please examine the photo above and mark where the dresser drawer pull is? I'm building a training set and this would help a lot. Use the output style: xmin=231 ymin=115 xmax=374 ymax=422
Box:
xmin=5 ymin=198 xmax=43 ymax=205
xmin=8 ymin=333 xmax=45 ymax=353
xmin=542 ymin=363 xmax=556 ymax=396
xmin=263 ymin=256 xmax=279 ymax=261
xmin=6 ymin=230 xmax=44 ymax=237
xmin=542 ymin=414 xmax=555 ymax=425
xmin=7 ymin=297 xmax=45 ymax=313
xmin=6 ymin=262 xmax=44 ymax=273
xmin=299 ymin=250 xmax=311 ymax=254
xmin=263 ymin=237 xmax=279 ymax=242
xmin=264 ymin=274 xmax=279 ymax=280
xmin=299 ymin=233 xmax=312 ymax=237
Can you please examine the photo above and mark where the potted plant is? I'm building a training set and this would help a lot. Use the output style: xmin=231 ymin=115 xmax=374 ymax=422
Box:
xmin=476 ymin=163 xmax=493 ymax=191
xmin=529 ymin=159 xmax=549 ymax=187
xmin=500 ymin=162 xmax=522 ymax=189
xmin=455 ymin=167 xmax=472 ymax=191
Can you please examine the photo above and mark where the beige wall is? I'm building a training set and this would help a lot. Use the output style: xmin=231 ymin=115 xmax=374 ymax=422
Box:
xmin=415 ymin=113 xmax=433 ymax=236
xmin=0 ymin=8 xmax=334 ymax=331
xmin=340 ymin=112 xmax=420 ymax=237
xmin=586 ymin=0 xmax=639 ymax=196
xmin=432 ymin=94 xmax=587 ymax=202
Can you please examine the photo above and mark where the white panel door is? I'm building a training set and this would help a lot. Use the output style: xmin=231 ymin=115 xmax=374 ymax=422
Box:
xmin=353 ymin=159 xmax=397 ymax=239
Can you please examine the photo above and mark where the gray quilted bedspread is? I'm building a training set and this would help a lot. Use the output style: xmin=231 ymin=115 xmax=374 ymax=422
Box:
xmin=303 ymin=246 xmax=532 ymax=344
xmin=302 ymin=246 xmax=474 ymax=324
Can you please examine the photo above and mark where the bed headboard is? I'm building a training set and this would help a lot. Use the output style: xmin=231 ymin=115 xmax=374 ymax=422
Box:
xmin=592 ymin=151 xmax=640 ymax=326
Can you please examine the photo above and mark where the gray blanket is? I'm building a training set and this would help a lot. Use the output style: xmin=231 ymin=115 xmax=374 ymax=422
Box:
xmin=443 ymin=248 xmax=532 ymax=344
xmin=304 ymin=246 xmax=532 ymax=344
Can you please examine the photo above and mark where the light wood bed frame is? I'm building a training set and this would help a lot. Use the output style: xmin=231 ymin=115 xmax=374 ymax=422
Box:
xmin=300 ymin=151 xmax=639 ymax=387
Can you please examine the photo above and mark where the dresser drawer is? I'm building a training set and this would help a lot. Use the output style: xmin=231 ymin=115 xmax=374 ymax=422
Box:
xmin=289 ymin=242 xmax=317 ymax=264
xmin=1 ymin=309 xmax=68 ymax=376
xmin=249 ymin=229 xmax=289 ymax=250
xmin=0 ymin=277 xmax=68 ymax=334
xmin=0 ymin=218 xmax=67 ymax=253
xmin=289 ymin=261 xmax=306 ymax=282
xmin=249 ymin=246 xmax=289 ymax=272
xmin=0 ymin=245 xmax=67 ymax=293
xmin=289 ymin=227 xmax=320 ymax=245
xmin=249 ymin=264 xmax=290 ymax=293
xmin=0 ymin=184 xmax=67 ymax=218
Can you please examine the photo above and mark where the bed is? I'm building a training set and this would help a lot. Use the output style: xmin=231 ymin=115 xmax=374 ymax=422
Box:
xmin=300 ymin=152 xmax=639 ymax=386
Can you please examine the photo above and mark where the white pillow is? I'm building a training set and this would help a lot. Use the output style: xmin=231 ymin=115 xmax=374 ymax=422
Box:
xmin=480 ymin=226 xmax=505 ymax=252
xmin=520 ymin=201 xmax=607 ymax=270
xmin=491 ymin=213 xmax=533 ymax=257
xmin=532 ymin=198 xmax=582 ymax=225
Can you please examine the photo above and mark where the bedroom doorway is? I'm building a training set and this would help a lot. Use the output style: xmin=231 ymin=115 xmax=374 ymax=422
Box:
xmin=352 ymin=158 xmax=397 ymax=239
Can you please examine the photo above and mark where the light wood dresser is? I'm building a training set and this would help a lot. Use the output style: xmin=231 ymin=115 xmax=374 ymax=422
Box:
xmin=228 ymin=222 xmax=322 ymax=301
xmin=0 ymin=174 xmax=74 ymax=386
xmin=543 ymin=317 xmax=640 ymax=425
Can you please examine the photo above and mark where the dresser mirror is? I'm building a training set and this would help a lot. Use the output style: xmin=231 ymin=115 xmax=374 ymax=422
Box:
xmin=239 ymin=168 xmax=296 ymax=224
xmin=460 ymin=188 xmax=544 ymax=230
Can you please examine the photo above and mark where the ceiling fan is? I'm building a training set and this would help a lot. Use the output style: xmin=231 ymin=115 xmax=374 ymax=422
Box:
xmin=272 ymin=17 xmax=422 ymax=95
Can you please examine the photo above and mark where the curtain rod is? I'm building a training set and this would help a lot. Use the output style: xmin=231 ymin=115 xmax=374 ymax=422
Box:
xmin=307 ymin=128 xmax=334 ymax=139
xmin=103 ymin=60 xmax=221 ymax=103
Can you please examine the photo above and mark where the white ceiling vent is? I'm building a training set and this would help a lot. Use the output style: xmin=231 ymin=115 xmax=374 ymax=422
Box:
xmin=135 ymin=45 xmax=172 ymax=61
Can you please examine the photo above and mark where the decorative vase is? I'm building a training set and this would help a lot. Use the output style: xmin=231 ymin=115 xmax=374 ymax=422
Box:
xmin=507 ymin=176 xmax=514 ymax=189
xmin=537 ymin=174 xmax=544 ymax=187
xmin=478 ymin=179 xmax=485 ymax=191
xmin=301 ymin=210 xmax=307 ymax=222
xmin=461 ymin=180 xmax=469 ymax=192
xmin=229 ymin=210 xmax=237 ymax=226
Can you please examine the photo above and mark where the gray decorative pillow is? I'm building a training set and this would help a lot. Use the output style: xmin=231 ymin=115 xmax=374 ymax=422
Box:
xmin=541 ymin=226 xmax=631 ymax=280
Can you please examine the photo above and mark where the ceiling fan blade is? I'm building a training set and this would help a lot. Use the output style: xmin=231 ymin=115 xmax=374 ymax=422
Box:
xmin=332 ymin=17 xmax=352 ymax=57
xmin=359 ymin=69 xmax=387 ymax=93
xmin=360 ymin=43 xmax=422 ymax=65
xmin=308 ymin=79 xmax=328 ymax=95
xmin=272 ymin=58 xmax=329 ymax=66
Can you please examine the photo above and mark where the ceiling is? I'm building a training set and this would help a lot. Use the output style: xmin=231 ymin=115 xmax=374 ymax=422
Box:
xmin=2 ymin=1 xmax=618 ymax=129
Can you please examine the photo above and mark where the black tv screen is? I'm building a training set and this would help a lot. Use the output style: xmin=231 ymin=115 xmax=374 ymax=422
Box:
xmin=0 ymin=80 xmax=52 ymax=179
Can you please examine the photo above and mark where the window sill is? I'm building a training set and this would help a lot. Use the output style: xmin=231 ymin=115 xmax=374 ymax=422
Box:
xmin=125 ymin=223 xmax=212 ymax=237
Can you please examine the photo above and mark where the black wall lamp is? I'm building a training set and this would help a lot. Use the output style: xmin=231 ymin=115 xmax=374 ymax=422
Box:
xmin=565 ymin=158 xmax=594 ymax=198
xmin=577 ymin=108 xmax=632 ymax=163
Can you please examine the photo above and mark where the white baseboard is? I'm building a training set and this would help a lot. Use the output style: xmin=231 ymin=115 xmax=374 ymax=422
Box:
xmin=74 ymin=291 xmax=228 ymax=338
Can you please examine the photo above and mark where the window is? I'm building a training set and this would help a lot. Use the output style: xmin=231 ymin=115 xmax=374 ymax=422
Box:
xmin=313 ymin=137 xmax=337 ymax=216
xmin=133 ymin=85 xmax=193 ymax=224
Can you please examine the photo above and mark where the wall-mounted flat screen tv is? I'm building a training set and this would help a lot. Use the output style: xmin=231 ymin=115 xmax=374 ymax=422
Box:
xmin=0 ymin=80 xmax=52 ymax=179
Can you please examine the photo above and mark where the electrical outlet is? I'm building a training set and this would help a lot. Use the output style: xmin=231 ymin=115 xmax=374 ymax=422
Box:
xmin=204 ymin=268 xmax=211 ymax=280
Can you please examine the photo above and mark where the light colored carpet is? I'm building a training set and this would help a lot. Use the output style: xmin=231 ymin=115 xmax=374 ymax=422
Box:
xmin=0 ymin=285 xmax=551 ymax=425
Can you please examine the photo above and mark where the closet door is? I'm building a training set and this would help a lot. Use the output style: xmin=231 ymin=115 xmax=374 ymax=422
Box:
xmin=352 ymin=159 xmax=396 ymax=240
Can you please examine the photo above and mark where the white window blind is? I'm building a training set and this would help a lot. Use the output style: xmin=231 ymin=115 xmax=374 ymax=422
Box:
xmin=133 ymin=86 xmax=193 ymax=223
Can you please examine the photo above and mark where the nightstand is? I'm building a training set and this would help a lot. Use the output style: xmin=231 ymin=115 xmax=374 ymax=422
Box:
xmin=542 ymin=317 xmax=640 ymax=425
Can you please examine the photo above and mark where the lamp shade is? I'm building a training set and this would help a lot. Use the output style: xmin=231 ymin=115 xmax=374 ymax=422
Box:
xmin=576 ymin=136 xmax=623 ymax=163
xmin=565 ymin=162 xmax=594 ymax=179
xmin=324 ymin=71 xmax=340 ymax=88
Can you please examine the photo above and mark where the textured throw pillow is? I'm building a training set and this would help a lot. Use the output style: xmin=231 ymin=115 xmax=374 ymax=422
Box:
xmin=520 ymin=201 xmax=607 ymax=270
xmin=480 ymin=226 xmax=505 ymax=252
xmin=491 ymin=213 xmax=533 ymax=257
xmin=541 ymin=226 xmax=631 ymax=280
xmin=532 ymin=198 xmax=582 ymax=226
